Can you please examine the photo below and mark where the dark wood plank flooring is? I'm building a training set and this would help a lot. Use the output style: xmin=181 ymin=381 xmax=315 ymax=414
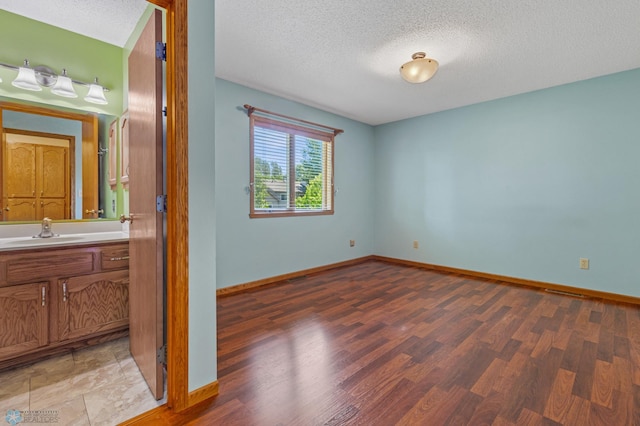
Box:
xmin=141 ymin=261 xmax=640 ymax=425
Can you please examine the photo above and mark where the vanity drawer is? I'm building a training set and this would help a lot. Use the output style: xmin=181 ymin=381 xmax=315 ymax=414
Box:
xmin=99 ymin=245 xmax=130 ymax=271
xmin=1 ymin=250 xmax=95 ymax=285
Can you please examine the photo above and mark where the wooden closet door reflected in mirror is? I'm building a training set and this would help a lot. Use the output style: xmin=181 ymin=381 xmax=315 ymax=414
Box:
xmin=2 ymin=129 xmax=73 ymax=221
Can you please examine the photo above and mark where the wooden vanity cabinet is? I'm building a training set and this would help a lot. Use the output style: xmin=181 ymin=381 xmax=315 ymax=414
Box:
xmin=0 ymin=282 xmax=49 ymax=360
xmin=58 ymin=270 xmax=129 ymax=341
xmin=0 ymin=242 xmax=129 ymax=370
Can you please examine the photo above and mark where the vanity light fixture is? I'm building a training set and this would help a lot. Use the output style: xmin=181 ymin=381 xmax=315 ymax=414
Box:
xmin=84 ymin=78 xmax=108 ymax=105
xmin=0 ymin=59 xmax=109 ymax=104
xmin=399 ymin=52 xmax=439 ymax=84
xmin=50 ymin=69 xmax=78 ymax=98
xmin=11 ymin=60 xmax=42 ymax=91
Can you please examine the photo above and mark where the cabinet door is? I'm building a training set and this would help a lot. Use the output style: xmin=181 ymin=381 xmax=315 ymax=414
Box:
xmin=0 ymin=283 xmax=48 ymax=360
xmin=38 ymin=199 xmax=66 ymax=220
xmin=4 ymin=142 xmax=36 ymax=198
xmin=38 ymin=145 xmax=70 ymax=220
xmin=4 ymin=199 xmax=36 ymax=221
xmin=58 ymin=270 xmax=129 ymax=341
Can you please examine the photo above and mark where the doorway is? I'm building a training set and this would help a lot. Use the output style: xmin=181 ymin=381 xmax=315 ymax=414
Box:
xmin=0 ymin=3 xmax=175 ymax=422
xmin=0 ymin=0 xmax=194 ymax=420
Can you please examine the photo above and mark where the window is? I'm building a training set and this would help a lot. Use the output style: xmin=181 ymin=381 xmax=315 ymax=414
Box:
xmin=249 ymin=114 xmax=335 ymax=217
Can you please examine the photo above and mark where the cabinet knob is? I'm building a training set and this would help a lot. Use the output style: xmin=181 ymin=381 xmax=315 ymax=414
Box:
xmin=119 ymin=214 xmax=134 ymax=224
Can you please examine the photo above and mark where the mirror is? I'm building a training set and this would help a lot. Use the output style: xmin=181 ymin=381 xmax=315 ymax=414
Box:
xmin=0 ymin=8 xmax=131 ymax=224
xmin=0 ymin=99 xmax=121 ymax=222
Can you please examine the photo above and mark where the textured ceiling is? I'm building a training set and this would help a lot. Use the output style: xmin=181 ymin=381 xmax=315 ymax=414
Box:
xmin=216 ymin=0 xmax=640 ymax=125
xmin=3 ymin=1 xmax=639 ymax=125
xmin=0 ymin=0 xmax=147 ymax=47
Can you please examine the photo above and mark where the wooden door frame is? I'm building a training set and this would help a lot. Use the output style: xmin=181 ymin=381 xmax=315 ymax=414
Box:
xmin=0 ymin=102 xmax=97 ymax=220
xmin=147 ymin=0 xmax=193 ymax=413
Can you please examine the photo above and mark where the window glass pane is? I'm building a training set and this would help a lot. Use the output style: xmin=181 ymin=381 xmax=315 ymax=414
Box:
xmin=254 ymin=126 xmax=289 ymax=210
xmin=295 ymin=136 xmax=325 ymax=210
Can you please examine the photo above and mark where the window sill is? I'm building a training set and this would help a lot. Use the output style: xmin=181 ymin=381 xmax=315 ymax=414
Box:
xmin=249 ymin=210 xmax=334 ymax=219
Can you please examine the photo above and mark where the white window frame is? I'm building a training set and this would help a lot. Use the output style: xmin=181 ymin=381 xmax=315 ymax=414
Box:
xmin=249 ymin=115 xmax=335 ymax=218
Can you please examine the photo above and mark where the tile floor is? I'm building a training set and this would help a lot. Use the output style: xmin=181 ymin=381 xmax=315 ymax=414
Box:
xmin=0 ymin=338 xmax=165 ymax=425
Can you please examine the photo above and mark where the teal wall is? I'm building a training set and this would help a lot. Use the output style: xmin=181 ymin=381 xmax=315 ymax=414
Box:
xmin=374 ymin=68 xmax=640 ymax=297
xmin=188 ymin=2 xmax=218 ymax=392
xmin=215 ymin=79 xmax=375 ymax=289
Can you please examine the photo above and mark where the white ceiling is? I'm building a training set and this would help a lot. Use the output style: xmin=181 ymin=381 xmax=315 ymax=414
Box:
xmin=216 ymin=0 xmax=640 ymax=125
xmin=0 ymin=0 xmax=147 ymax=47
xmin=3 ymin=1 xmax=640 ymax=125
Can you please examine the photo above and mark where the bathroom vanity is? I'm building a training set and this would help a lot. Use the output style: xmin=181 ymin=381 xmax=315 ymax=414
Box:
xmin=0 ymin=233 xmax=129 ymax=370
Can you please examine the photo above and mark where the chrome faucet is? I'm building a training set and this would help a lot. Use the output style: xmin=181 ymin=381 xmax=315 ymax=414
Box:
xmin=34 ymin=217 xmax=57 ymax=238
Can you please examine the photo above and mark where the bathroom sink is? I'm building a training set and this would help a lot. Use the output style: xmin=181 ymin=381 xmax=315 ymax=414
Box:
xmin=5 ymin=236 xmax=85 ymax=246
xmin=0 ymin=231 xmax=128 ymax=251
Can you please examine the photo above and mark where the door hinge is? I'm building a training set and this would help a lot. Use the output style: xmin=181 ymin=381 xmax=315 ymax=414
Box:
xmin=156 ymin=195 xmax=167 ymax=213
xmin=157 ymin=344 xmax=167 ymax=365
xmin=155 ymin=42 xmax=166 ymax=61
xmin=162 ymin=106 xmax=167 ymax=117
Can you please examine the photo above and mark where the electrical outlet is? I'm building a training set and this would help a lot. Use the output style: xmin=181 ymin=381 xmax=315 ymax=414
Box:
xmin=579 ymin=258 xmax=589 ymax=270
xmin=349 ymin=240 xmax=355 ymax=247
xmin=413 ymin=240 xmax=419 ymax=249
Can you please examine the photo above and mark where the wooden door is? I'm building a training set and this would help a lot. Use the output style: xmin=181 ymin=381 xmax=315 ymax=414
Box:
xmin=58 ymin=271 xmax=129 ymax=341
xmin=5 ymin=142 xmax=36 ymax=198
xmin=3 ymin=142 xmax=36 ymax=221
xmin=2 ymin=140 xmax=70 ymax=221
xmin=0 ymin=282 xmax=49 ymax=361
xmin=38 ymin=145 xmax=69 ymax=219
xmin=128 ymin=9 xmax=164 ymax=400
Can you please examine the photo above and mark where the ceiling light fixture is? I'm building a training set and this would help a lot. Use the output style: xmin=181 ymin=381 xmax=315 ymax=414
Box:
xmin=0 ymin=59 xmax=109 ymax=104
xmin=399 ymin=52 xmax=439 ymax=84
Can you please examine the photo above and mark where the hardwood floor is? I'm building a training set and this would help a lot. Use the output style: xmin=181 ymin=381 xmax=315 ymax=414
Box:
xmin=134 ymin=260 xmax=640 ymax=425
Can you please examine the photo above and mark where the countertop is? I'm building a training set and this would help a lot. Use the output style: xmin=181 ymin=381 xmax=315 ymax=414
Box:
xmin=0 ymin=231 xmax=129 ymax=252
